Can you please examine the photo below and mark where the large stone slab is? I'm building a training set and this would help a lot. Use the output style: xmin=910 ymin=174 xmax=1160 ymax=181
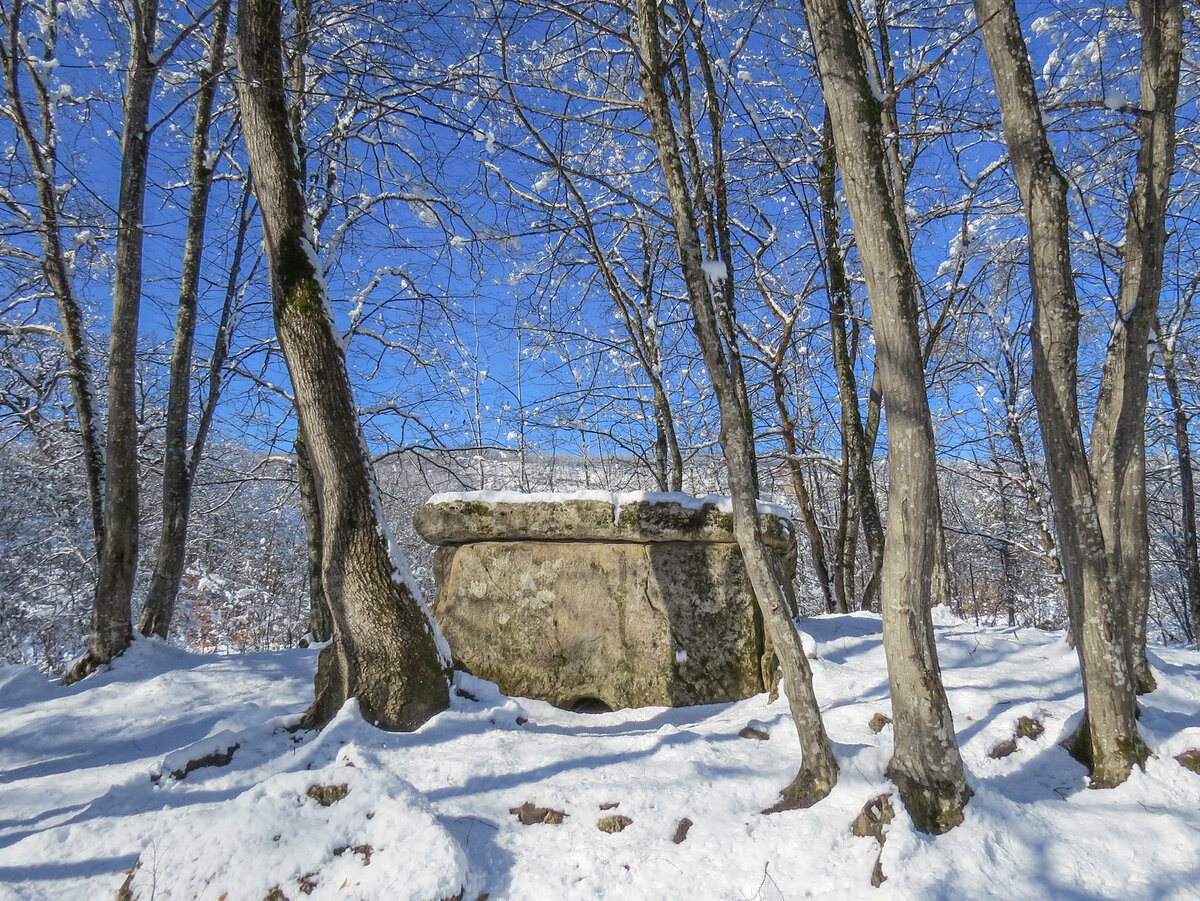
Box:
xmin=417 ymin=493 xmax=795 ymax=710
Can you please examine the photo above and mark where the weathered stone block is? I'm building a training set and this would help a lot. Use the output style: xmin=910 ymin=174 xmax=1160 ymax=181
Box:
xmin=417 ymin=493 xmax=795 ymax=710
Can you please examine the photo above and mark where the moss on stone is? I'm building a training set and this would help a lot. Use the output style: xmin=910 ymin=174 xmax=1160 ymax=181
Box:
xmin=456 ymin=501 xmax=494 ymax=517
xmin=597 ymin=814 xmax=633 ymax=833
xmin=306 ymin=783 xmax=350 ymax=807
xmin=1016 ymin=716 xmax=1045 ymax=740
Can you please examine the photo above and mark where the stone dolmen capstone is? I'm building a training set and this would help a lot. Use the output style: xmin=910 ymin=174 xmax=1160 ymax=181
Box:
xmin=414 ymin=491 xmax=797 ymax=711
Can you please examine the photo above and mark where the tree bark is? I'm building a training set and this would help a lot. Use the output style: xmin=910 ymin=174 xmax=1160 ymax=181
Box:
xmin=139 ymin=0 xmax=233 ymax=639
xmin=1161 ymin=334 xmax=1200 ymax=646
xmin=819 ymin=110 xmax=885 ymax=613
xmin=635 ymin=0 xmax=838 ymax=809
xmin=974 ymin=0 xmax=1152 ymax=786
xmin=75 ymin=0 xmax=161 ymax=676
xmin=236 ymin=0 xmax=449 ymax=730
xmin=802 ymin=0 xmax=971 ymax=832
xmin=296 ymin=430 xmax=332 ymax=643
xmin=1087 ymin=0 xmax=1182 ymax=693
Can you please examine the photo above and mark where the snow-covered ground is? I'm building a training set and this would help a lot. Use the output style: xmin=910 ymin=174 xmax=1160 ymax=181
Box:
xmin=2 ymin=611 xmax=1198 ymax=901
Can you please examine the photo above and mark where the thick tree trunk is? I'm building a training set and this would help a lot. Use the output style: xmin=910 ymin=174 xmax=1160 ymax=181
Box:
xmin=849 ymin=0 xmax=956 ymax=612
xmin=802 ymin=0 xmax=971 ymax=832
xmin=974 ymin=0 xmax=1151 ymax=787
xmin=635 ymin=0 xmax=838 ymax=808
xmin=236 ymin=0 xmax=449 ymax=731
xmin=1088 ymin=0 xmax=1182 ymax=694
xmin=139 ymin=0 xmax=233 ymax=639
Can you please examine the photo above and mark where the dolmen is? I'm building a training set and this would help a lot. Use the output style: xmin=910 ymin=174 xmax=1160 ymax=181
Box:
xmin=414 ymin=491 xmax=796 ymax=711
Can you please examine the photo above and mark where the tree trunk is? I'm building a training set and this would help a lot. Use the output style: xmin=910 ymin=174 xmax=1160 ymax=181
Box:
xmin=296 ymin=430 xmax=332 ymax=643
xmin=974 ymin=0 xmax=1151 ymax=787
xmin=831 ymin=452 xmax=851 ymax=614
xmin=849 ymin=0 xmax=956 ymax=612
xmin=635 ymin=0 xmax=838 ymax=809
xmin=1087 ymin=0 xmax=1182 ymax=694
xmin=236 ymin=0 xmax=449 ymax=730
xmin=819 ymin=110 xmax=885 ymax=612
xmin=139 ymin=0 xmax=233 ymax=639
xmin=74 ymin=0 xmax=161 ymax=677
xmin=1161 ymin=333 xmax=1200 ymax=646
xmin=802 ymin=0 xmax=971 ymax=832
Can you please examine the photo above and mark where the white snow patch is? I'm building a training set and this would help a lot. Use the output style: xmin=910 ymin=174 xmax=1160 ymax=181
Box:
xmin=2 ymin=618 xmax=1199 ymax=900
xmin=130 ymin=745 xmax=466 ymax=899
xmin=700 ymin=259 xmax=728 ymax=283
xmin=1104 ymin=89 xmax=1130 ymax=111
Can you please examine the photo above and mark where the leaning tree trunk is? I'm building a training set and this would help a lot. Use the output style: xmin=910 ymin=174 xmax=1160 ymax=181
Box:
xmin=236 ymin=0 xmax=448 ymax=730
xmin=1087 ymin=0 xmax=1182 ymax=694
xmin=802 ymin=0 xmax=971 ymax=832
xmin=974 ymin=0 xmax=1151 ymax=787
xmin=139 ymin=0 xmax=233 ymax=639
xmin=635 ymin=0 xmax=839 ymax=809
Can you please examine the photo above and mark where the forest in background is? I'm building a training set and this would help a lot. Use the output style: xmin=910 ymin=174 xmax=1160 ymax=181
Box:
xmin=1 ymin=0 xmax=1197 ymax=673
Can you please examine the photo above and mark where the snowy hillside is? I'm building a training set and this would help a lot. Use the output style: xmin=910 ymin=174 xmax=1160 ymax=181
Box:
xmin=1 ymin=612 xmax=1198 ymax=901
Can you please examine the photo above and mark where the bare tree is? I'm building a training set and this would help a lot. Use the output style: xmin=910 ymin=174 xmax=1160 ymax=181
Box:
xmin=973 ymin=0 xmax=1181 ymax=785
xmin=818 ymin=110 xmax=885 ymax=613
xmin=1088 ymin=0 xmax=1183 ymax=693
xmin=138 ymin=0 xmax=237 ymax=638
xmin=801 ymin=0 xmax=972 ymax=832
xmin=1160 ymin=309 xmax=1200 ymax=647
xmin=235 ymin=0 xmax=449 ymax=730
xmin=635 ymin=0 xmax=839 ymax=810
xmin=70 ymin=0 xmax=163 ymax=677
xmin=0 ymin=0 xmax=105 ymax=553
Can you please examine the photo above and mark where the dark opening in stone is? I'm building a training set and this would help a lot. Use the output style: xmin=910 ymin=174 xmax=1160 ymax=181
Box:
xmin=568 ymin=696 xmax=613 ymax=714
